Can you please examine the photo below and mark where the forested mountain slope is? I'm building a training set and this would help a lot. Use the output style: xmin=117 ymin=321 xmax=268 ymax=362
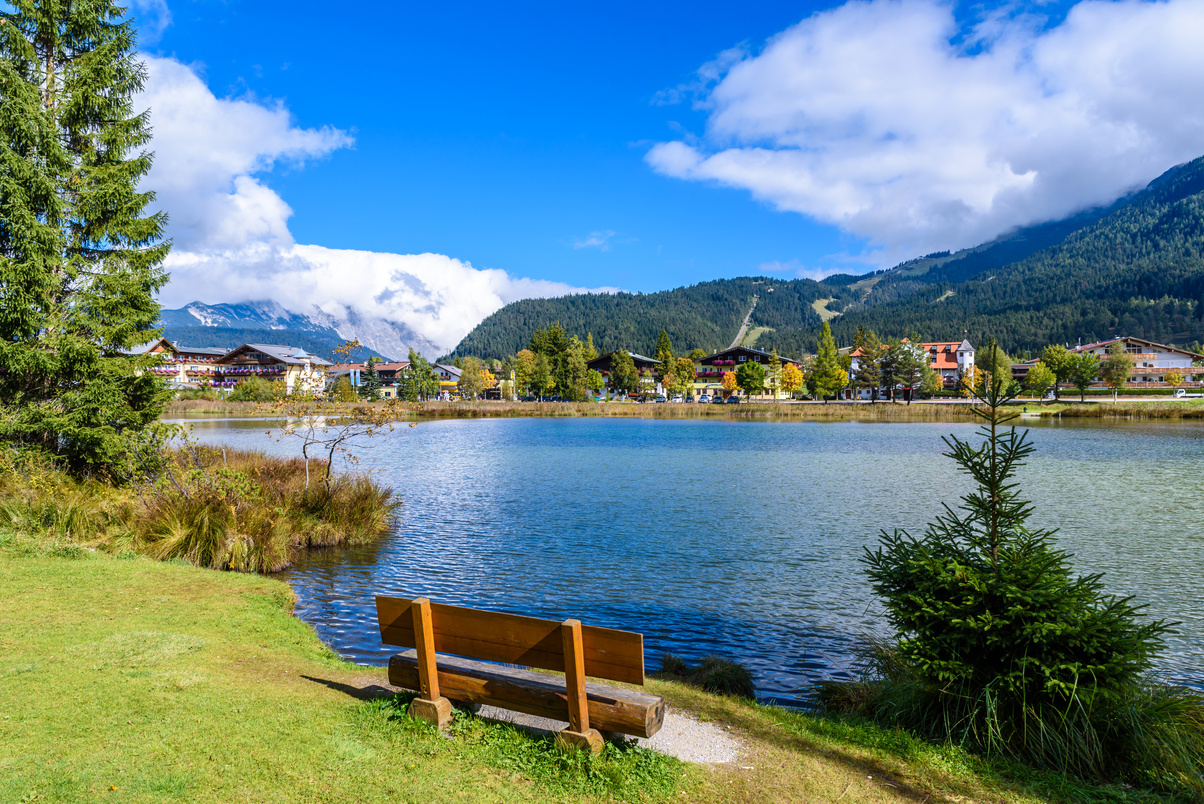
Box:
xmin=449 ymin=278 xmax=857 ymax=359
xmin=452 ymin=156 xmax=1204 ymax=360
xmin=806 ymin=155 xmax=1204 ymax=354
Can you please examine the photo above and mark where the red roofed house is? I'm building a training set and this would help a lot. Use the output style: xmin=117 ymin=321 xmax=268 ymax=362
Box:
xmin=847 ymin=339 xmax=974 ymax=398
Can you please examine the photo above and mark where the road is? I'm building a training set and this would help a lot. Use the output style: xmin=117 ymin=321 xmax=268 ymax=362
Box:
xmin=729 ymin=294 xmax=759 ymax=349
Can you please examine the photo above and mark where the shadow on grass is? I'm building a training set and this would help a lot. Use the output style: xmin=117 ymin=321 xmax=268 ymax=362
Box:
xmin=300 ymin=674 xmax=398 ymax=701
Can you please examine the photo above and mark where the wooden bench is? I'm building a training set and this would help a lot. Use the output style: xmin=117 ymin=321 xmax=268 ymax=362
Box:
xmin=375 ymin=596 xmax=665 ymax=753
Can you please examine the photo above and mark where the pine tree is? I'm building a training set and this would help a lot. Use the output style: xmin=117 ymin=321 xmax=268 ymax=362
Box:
xmin=852 ymin=329 xmax=882 ymax=401
xmin=0 ymin=3 xmax=170 ymax=477
xmin=654 ymin=329 xmax=673 ymax=382
xmin=767 ymin=349 xmax=782 ymax=398
xmin=360 ymin=359 xmax=383 ymax=400
xmin=811 ymin=322 xmax=847 ymax=402
xmin=847 ymin=354 xmax=1197 ymax=787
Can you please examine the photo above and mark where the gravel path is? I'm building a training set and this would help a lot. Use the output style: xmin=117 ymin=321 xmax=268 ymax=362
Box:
xmin=473 ymin=705 xmax=744 ymax=765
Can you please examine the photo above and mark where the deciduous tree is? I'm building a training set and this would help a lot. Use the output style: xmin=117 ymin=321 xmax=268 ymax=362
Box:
xmin=721 ymin=370 xmax=738 ymax=396
xmin=735 ymin=360 xmax=766 ymax=398
xmin=608 ymin=350 xmax=637 ymax=398
xmin=1025 ymin=361 xmax=1056 ymax=400
xmin=1068 ymin=351 xmax=1101 ymax=402
xmin=780 ymin=362 xmax=804 ymax=396
xmin=1040 ymin=344 xmax=1072 ymax=400
xmin=1101 ymin=341 xmax=1134 ymax=402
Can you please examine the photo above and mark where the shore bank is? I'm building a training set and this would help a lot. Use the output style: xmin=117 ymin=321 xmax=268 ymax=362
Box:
xmin=165 ymin=397 xmax=1204 ymax=424
xmin=1 ymin=541 xmax=1158 ymax=804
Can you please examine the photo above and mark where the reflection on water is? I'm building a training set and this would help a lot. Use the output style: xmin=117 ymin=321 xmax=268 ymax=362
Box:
xmin=188 ymin=416 xmax=1204 ymax=704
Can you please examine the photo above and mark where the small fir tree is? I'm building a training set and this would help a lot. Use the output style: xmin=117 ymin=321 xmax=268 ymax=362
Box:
xmin=842 ymin=342 xmax=1201 ymax=789
xmin=852 ymin=329 xmax=883 ymax=401
xmin=359 ymin=360 xmax=383 ymax=400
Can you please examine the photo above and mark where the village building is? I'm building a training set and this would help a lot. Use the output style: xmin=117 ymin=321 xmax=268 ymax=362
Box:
xmin=434 ymin=363 xmax=462 ymax=397
xmin=134 ymin=337 xmax=232 ymax=389
xmin=586 ymin=351 xmax=663 ymax=398
xmin=1013 ymin=337 xmax=1204 ymax=386
xmin=696 ymin=346 xmax=800 ymax=399
xmin=327 ymin=360 xmax=411 ymax=399
xmin=214 ymin=344 xmax=332 ymax=395
xmin=846 ymin=339 xmax=974 ymax=399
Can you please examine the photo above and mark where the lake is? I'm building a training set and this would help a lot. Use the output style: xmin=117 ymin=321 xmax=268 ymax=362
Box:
xmin=182 ymin=415 xmax=1204 ymax=704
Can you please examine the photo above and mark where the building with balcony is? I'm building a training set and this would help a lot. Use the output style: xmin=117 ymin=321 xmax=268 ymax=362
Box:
xmin=1014 ymin=337 xmax=1203 ymax=385
xmin=214 ymin=344 xmax=332 ymax=395
xmin=136 ymin=338 xmax=232 ymax=388
xmin=697 ymin=346 xmax=800 ymax=399
xmin=846 ymin=339 xmax=974 ymax=398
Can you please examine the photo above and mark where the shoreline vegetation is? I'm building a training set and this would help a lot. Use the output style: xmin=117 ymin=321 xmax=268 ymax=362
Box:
xmin=163 ymin=397 xmax=1204 ymax=422
xmin=1 ymin=544 xmax=1186 ymax=804
xmin=0 ymin=447 xmax=399 ymax=573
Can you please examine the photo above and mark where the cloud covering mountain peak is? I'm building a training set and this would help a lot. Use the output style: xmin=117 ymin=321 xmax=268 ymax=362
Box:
xmin=141 ymin=56 xmax=608 ymax=357
xmin=647 ymin=0 xmax=1204 ymax=266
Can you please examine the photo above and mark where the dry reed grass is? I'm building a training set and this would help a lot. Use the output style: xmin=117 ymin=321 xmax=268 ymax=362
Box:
xmin=0 ymin=447 xmax=400 ymax=573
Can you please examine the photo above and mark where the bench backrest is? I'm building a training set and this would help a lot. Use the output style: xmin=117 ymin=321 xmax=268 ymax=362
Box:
xmin=375 ymin=596 xmax=645 ymax=685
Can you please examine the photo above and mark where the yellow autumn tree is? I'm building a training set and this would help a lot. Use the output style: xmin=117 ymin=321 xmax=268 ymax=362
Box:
xmin=958 ymin=365 xmax=983 ymax=399
xmin=721 ymin=370 xmax=738 ymax=395
xmin=780 ymin=362 xmax=804 ymax=396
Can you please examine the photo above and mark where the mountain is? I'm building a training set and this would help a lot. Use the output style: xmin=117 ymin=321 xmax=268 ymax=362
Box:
xmin=451 ymin=156 xmax=1204 ymax=359
xmin=809 ymin=155 xmax=1204 ymax=354
xmin=448 ymin=277 xmax=860 ymax=360
xmin=158 ymin=301 xmax=440 ymax=362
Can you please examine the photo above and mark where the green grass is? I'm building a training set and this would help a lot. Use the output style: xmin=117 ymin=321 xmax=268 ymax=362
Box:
xmin=2 ymin=543 xmax=1189 ymax=804
xmin=811 ymin=298 xmax=840 ymax=321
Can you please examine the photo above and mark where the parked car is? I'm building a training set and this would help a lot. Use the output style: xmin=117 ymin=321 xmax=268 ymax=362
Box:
xmin=521 ymin=396 xmax=537 ymax=402
xmin=683 ymin=396 xmax=696 ymax=403
xmin=711 ymin=396 xmax=726 ymax=404
xmin=670 ymin=395 xmax=683 ymax=403
xmin=698 ymin=394 xmax=711 ymax=403
xmin=725 ymin=395 xmax=742 ymax=404
xmin=654 ymin=395 xmax=668 ymax=403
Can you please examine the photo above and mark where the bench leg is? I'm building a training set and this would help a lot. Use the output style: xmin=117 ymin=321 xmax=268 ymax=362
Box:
xmin=407 ymin=597 xmax=454 ymax=729
xmin=558 ymin=619 xmax=604 ymax=754
xmin=556 ymin=728 xmax=604 ymax=753
xmin=408 ymin=696 xmax=453 ymax=728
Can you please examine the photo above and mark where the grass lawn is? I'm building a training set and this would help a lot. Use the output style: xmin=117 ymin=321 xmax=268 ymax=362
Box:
xmin=0 ymin=540 xmax=1178 ymax=803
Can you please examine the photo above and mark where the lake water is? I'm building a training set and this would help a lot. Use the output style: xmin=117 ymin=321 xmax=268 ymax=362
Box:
xmin=182 ymin=415 xmax=1204 ymax=704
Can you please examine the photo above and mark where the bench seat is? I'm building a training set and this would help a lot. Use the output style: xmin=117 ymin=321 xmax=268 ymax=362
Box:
xmin=389 ymin=649 xmax=665 ymax=738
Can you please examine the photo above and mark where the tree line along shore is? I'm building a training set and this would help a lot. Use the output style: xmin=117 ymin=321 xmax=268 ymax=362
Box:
xmin=163 ymin=396 xmax=1204 ymax=422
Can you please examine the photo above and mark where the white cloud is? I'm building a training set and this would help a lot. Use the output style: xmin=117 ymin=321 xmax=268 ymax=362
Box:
xmin=759 ymin=259 xmax=847 ymax=282
xmin=162 ymin=246 xmax=605 ymax=356
xmin=141 ymin=56 xmax=608 ymax=355
xmin=572 ymin=230 xmax=617 ymax=251
xmin=647 ymin=0 xmax=1204 ymax=266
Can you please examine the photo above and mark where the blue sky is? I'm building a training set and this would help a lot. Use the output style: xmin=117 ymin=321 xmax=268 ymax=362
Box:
xmin=143 ymin=1 xmax=866 ymax=292
xmin=134 ymin=0 xmax=1204 ymax=353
